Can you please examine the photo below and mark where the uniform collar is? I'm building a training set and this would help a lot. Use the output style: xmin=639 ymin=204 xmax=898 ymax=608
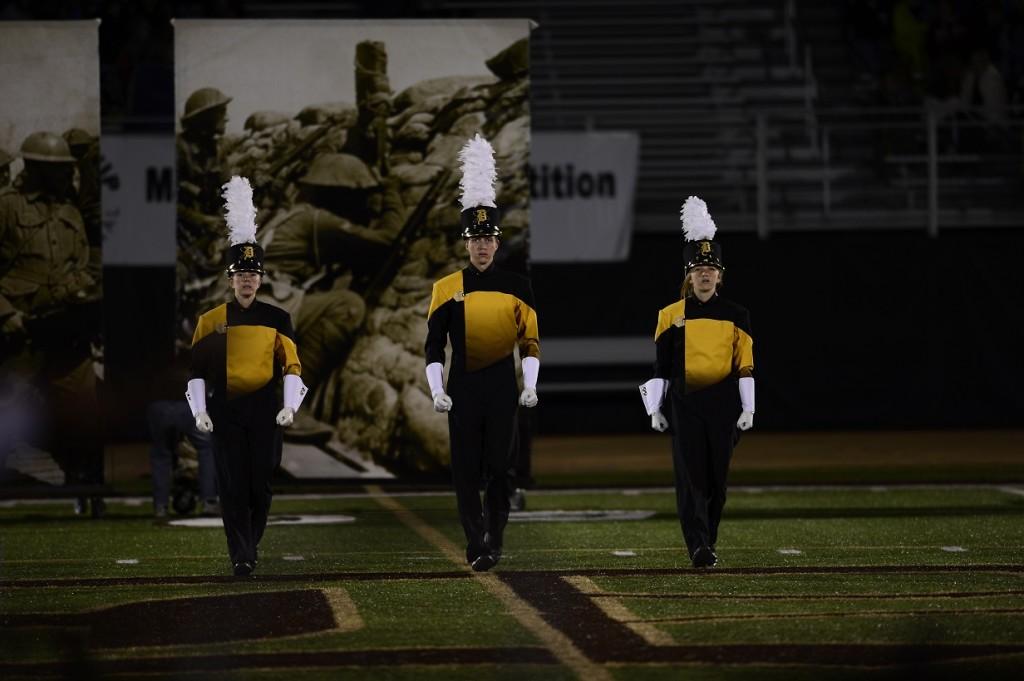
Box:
xmin=687 ymin=292 xmax=719 ymax=306
xmin=230 ymin=298 xmax=259 ymax=312
xmin=465 ymin=263 xmax=496 ymax=278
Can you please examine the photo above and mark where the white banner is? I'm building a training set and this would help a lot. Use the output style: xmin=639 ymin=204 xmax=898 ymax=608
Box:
xmin=101 ymin=134 xmax=177 ymax=265
xmin=529 ymin=131 xmax=639 ymax=262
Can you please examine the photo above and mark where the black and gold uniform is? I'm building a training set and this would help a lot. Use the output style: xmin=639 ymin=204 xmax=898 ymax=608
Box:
xmin=191 ymin=299 xmax=300 ymax=567
xmin=425 ymin=264 xmax=540 ymax=563
xmin=654 ymin=293 xmax=753 ymax=560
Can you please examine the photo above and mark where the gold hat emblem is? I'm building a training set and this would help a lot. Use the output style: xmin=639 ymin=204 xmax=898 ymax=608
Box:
xmin=243 ymin=245 xmax=255 ymax=259
xmin=475 ymin=208 xmax=488 ymax=224
xmin=700 ymin=241 xmax=711 ymax=255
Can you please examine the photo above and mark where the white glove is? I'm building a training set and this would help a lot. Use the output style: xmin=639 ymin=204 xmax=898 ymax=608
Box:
xmin=276 ymin=407 xmax=295 ymax=427
xmin=651 ymin=411 xmax=668 ymax=432
xmin=195 ymin=411 xmax=213 ymax=433
xmin=737 ymin=411 xmax=754 ymax=431
xmin=432 ymin=391 xmax=452 ymax=412
xmin=519 ymin=387 xmax=538 ymax=408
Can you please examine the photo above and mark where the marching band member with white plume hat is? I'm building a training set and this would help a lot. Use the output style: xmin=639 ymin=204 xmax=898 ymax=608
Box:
xmin=187 ymin=176 xmax=307 ymax=577
xmin=424 ymin=134 xmax=540 ymax=572
xmin=639 ymin=196 xmax=755 ymax=569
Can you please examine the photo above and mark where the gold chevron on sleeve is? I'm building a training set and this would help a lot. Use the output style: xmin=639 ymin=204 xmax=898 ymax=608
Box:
xmin=734 ymin=327 xmax=754 ymax=374
xmin=276 ymin=332 xmax=302 ymax=376
xmin=516 ymin=299 xmax=540 ymax=359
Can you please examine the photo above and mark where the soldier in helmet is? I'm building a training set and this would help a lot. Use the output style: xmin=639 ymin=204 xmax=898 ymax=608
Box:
xmin=640 ymin=196 xmax=755 ymax=570
xmin=0 ymin=131 xmax=104 ymax=516
xmin=424 ymin=135 xmax=540 ymax=572
xmin=0 ymin=148 xmax=14 ymax=189
xmin=259 ymin=152 xmax=403 ymax=393
xmin=62 ymin=128 xmax=101 ymax=250
xmin=177 ymin=87 xmax=232 ymax=275
xmin=178 ymin=87 xmax=231 ymax=220
xmin=187 ymin=177 xmax=307 ymax=577
xmin=178 ymin=88 xmax=234 ymax=344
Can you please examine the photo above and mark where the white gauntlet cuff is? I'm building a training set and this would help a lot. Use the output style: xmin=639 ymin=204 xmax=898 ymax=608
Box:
xmin=522 ymin=356 xmax=539 ymax=390
xmin=639 ymin=378 xmax=668 ymax=416
xmin=739 ymin=376 xmax=755 ymax=413
xmin=186 ymin=378 xmax=207 ymax=417
xmin=283 ymin=373 xmax=308 ymax=411
xmin=425 ymin=362 xmax=444 ymax=396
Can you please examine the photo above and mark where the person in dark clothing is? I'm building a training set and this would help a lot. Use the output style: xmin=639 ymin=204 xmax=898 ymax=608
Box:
xmin=424 ymin=135 xmax=540 ymax=572
xmin=640 ymin=196 xmax=755 ymax=569
xmin=187 ymin=177 xmax=307 ymax=577
xmin=147 ymin=355 xmax=218 ymax=518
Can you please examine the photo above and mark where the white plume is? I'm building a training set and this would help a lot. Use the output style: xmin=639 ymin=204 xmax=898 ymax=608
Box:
xmin=680 ymin=195 xmax=717 ymax=242
xmin=458 ymin=133 xmax=497 ymax=210
xmin=222 ymin=176 xmax=258 ymax=245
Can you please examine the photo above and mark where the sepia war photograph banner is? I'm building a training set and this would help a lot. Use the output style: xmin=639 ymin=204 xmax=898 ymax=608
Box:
xmin=0 ymin=21 xmax=103 ymax=502
xmin=174 ymin=19 xmax=531 ymax=481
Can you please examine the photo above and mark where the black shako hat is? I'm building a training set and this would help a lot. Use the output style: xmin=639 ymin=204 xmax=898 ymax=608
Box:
xmin=680 ymin=195 xmax=724 ymax=272
xmin=222 ymin=176 xmax=265 ymax=276
xmin=458 ymin=134 xmax=501 ymax=239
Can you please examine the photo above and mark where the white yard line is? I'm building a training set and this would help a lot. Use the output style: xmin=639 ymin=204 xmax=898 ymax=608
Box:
xmin=364 ymin=484 xmax=613 ymax=681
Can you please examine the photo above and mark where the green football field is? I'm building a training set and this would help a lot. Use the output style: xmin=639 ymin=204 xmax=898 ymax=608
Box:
xmin=2 ymin=484 xmax=1023 ymax=680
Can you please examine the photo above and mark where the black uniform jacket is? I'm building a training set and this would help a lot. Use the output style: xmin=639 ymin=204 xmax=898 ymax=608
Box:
xmin=654 ymin=294 xmax=753 ymax=393
xmin=425 ymin=265 xmax=540 ymax=375
xmin=191 ymin=299 xmax=301 ymax=421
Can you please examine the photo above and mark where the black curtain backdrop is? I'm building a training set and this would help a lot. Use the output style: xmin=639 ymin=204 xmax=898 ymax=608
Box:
xmin=531 ymin=229 xmax=1024 ymax=433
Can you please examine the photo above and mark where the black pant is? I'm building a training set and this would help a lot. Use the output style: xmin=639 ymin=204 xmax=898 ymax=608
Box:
xmin=212 ymin=415 xmax=281 ymax=565
xmin=447 ymin=361 xmax=518 ymax=562
xmin=667 ymin=379 xmax=741 ymax=557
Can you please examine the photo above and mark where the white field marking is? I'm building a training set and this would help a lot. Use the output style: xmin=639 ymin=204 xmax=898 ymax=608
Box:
xmin=282 ymin=555 xmax=305 ymax=561
xmin=365 ymin=485 xmax=614 ymax=681
xmin=941 ymin=546 xmax=968 ymax=553
xmin=869 ymin=486 xmax=889 ymax=492
xmin=322 ymin=588 xmax=364 ymax=633
xmin=167 ymin=514 xmax=355 ymax=528
xmin=777 ymin=549 xmax=803 ymax=556
xmin=509 ymin=510 xmax=655 ymax=523
xmin=612 ymin=550 xmax=637 ymax=557
xmin=116 ymin=559 xmax=139 ymax=565
xmin=563 ymin=576 xmax=675 ymax=647
xmin=0 ymin=483 xmax=1018 ymax=509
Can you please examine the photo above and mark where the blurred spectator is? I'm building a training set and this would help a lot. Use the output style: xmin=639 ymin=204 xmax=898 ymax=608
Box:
xmin=890 ymin=0 xmax=929 ymax=96
xmin=844 ymin=0 xmax=892 ymax=78
xmin=929 ymin=44 xmax=1009 ymax=151
xmin=147 ymin=355 xmax=218 ymax=518
xmin=925 ymin=0 xmax=968 ymax=99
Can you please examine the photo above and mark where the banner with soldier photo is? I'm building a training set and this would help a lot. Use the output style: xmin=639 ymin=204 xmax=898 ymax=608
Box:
xmin=174 ymin=19 xmax=531 ymax=480
xmin=0 ymin=21 xmax=104 ymax=504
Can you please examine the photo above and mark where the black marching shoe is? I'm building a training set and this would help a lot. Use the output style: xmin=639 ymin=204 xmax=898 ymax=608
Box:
xmin=470 ymin=552 xmax=498 ymax=572
xmin=232 ymin=561 xmax=254 ymax=577
xmin=509 ymin=488 xmax=526 ymax=512
xmin=691 ymin=545 xmax=718 ymax=569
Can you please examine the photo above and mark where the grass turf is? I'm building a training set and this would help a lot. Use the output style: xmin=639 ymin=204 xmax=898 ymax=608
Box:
xmin=1 ymin=485 xmax=1023 ymax=679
